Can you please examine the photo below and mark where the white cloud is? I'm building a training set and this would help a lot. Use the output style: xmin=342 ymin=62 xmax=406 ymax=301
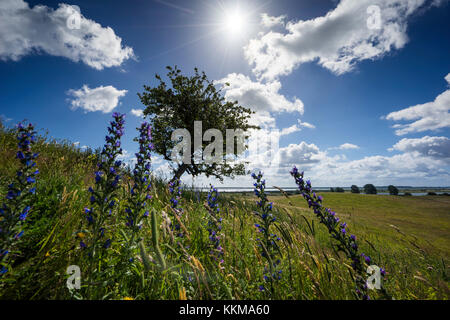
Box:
xmin=131 ymin=108 xmax=144 ymax=117
xmin=224 ymin=133 xmax=449 ymax=186
xmin=117 ymin=149 xmax=138 ymax=167
xmin=217 ymin=73 xmax=307 ymax=131
xmin=247 ymin=111 xmax=276 ymax=128
xmin=67 ymin=85 xmax=127 ymax=113
xmin=276 ymin=142 xmax=326 ymax=166
xmin=390 ymin=136 xmax=450 ymax=160
xmin=269 ymin=140 xmax=449 ymax=186
xmin=0 ymin=0 xmax=134 ymax=69
xmin=213 ymin=71 xmax=317 ymax=175
xmin=314 ymin=152 xmax=449 ymax=186
xmin=298 ymin=120 xmax=315 ymax=129
xmin=234 ymin=123 xmax=308 ymax=172
xmin=340 ymin=143 xmax=359 ymax=150
xmin=244 ymin=0 xmax=441 ymax=80
xmin=233 ymin=120 xmax=316 ymax=172
xmin=218 ymin=73 xmax=304 ymax=115
xmin=153 ymin=162 xmax=173 ymax=179
xmin=385 ymin=73 xmax=450 ymax=135
xmin=280 ymin=124 xmax=301 ymax=136
xmin=261 ymin=13 xmax=286 ymax=28
xmin=260 ymin=121 xmax=313 ymax=140
xmin=152 ymin=156 xmax=163 ymax=165
xmin=330 ymin=143 xmax=360 ymax=150
xmin=156 ymin=135 xmax=450 ymax=187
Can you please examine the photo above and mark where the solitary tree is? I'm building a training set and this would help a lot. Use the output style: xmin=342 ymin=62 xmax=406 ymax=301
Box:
xmin=138 ymin=66 xmax=259 ymax=181
xmin=363 ymin=184 xmax=377 ymax=194
xmin=387 ymin=185 xmax=399 ymax=195
xmin=350 ymin=185 xmax=360 ymax=193
xmin=335 ymin=187 xmax=345 ymax=193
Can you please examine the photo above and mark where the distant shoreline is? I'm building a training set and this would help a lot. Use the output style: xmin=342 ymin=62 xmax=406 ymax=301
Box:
xmin=188 ymin=186 xmax=450 ymax=196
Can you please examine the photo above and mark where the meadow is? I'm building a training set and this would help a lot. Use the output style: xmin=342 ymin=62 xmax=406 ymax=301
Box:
xmin=0 ymin=118 xmax=449 ymax=300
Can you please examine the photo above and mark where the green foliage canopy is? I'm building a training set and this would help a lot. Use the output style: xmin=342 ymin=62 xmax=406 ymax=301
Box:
xmin=363 ymin=184 xmax=377 ymax=194
xmin=351 ymin=185 xmax=360 ymax=194
xmin=138 ymin=66 xmax=259 ymax=181
xmin=387 ymin=185 xmax=399 ymax=195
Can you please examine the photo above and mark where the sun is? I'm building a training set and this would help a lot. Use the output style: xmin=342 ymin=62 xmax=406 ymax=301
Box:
xmin=209 ymin=2 xmax=257 ymax=44
xmin=222 ymin=6 xmax=248 ymax=38
xmin=224 ymin=9 xmax=245 ymax=35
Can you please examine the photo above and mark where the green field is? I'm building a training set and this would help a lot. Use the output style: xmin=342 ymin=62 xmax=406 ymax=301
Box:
xmin=272 ymin=192 xmax=450 ymax=257
xmin=1 ymin=123 xmax=449 ymax=300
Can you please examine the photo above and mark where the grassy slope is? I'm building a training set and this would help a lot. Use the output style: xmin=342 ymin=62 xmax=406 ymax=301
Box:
xmin=0 ymin=123 xmax=449 ymax=300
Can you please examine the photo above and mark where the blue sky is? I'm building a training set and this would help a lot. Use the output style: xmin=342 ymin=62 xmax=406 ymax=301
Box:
xmin=0 ymin=0 xmax=449 ymax=187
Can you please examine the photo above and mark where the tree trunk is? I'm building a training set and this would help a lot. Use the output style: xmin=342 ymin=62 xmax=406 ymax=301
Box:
xmin=171 ymin=163 xmax=188 ymax=182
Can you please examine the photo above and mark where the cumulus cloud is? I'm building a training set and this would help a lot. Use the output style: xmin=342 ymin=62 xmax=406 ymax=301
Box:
xmin=261 ymin=13 xmax=286 ymax=28
xmin=215 ymin=73 xmax=316 ymax=172
xmin=229 ymin=119 xmax=316 ymax=172
xmin=390 ymin=136 xmax=450 ymax=160
xmin=67 ymin=85 xmax=127 ymax=113
xmin=316 ymin=152 xmax=449 ymax=186
xmin=385 ymin=73 xmax=450 ymax=135
xmin=172 ymin=136 xmax=450 ymax=187
xmin=153 ymin=162 xmax=173 ymax=179
xmin=247 ymin=111 xmax=277 ymax=128
xmin=131 ymin=108 xmax=144 ymax=117
xmin=269 ymin=141 xmax=449 ymax=186
xmin=0 ymin=0 xmax=134 ymax=69
xmin=218 ymin=73 xmax=304 ymax=114
xmin=330 ymin=143 xmax=360 ymax=150
xmin=276 ymin=142 xmax=325 ymax=166
xmin=235 ymin=132 xmax=449 ymax=186
xmin=217 ymin=73 xmax=308 ymax=131
xmin=243 ymin=126 xmax=297 ymax=169
xmin=244 ymin=0 xmax=441 ymax=80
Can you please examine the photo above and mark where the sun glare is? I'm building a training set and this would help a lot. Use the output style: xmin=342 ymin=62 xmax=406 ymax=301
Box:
xmin=222 ymin=7 xmax=248 ymax=38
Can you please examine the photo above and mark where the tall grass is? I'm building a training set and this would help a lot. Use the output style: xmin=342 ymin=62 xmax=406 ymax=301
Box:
xmin=0 ymin=118 xmax=448 ymax=300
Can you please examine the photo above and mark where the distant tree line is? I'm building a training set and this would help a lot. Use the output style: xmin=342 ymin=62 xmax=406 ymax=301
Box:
xmin=349 ymin=184 xmax=399 ymax=195
xmin=330 ymin=184 xmax=376 ymax=194
xmin=327 ymin=184 xmax=431 ymax=196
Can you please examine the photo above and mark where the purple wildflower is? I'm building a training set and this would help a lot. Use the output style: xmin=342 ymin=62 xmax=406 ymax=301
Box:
xmin=1 ymin=122 xmax=39 ymax=277
xmin=290 ymin=167 xmax=385 ymax=300
xmin=251 ymin=172 xmax=282 ymax=295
